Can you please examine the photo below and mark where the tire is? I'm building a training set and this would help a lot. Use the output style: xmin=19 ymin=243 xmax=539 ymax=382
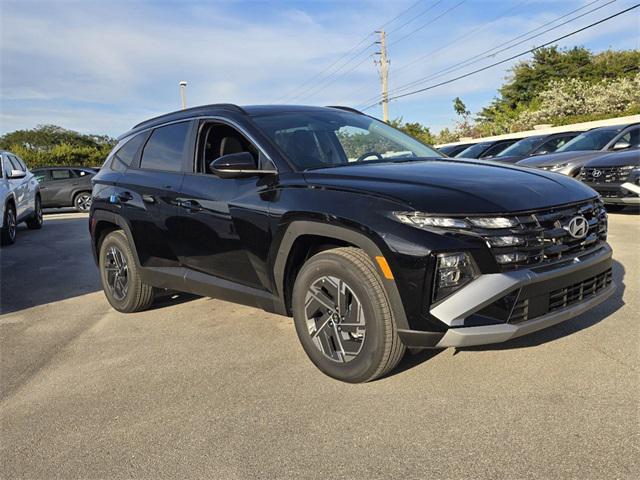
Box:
xmin=99 ymin=230 xmax=154 ymax=312
xmin=292 ymin=247 xmax=405 ymax=383
xmin=73 ymin=191 xmax=92 ymax=212
xmin=604 ymin=204 xmax=625 ymax=213
xmin=26 ymin=195 xmax=43 ymax=229
xmin=1 ymin=203 xmax=17 ymax=246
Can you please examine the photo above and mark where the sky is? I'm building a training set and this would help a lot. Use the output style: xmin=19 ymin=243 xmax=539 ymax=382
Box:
xmin=1 ymin=0 xmax=638 ymax=137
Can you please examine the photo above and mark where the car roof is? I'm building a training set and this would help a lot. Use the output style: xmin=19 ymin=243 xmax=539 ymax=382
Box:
xmin=120 ymin=104 xmax=361 ymax=140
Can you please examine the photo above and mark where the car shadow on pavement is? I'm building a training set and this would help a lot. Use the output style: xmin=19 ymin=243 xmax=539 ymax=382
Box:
xmin=457 ymin=259 xmax=626 ymax=352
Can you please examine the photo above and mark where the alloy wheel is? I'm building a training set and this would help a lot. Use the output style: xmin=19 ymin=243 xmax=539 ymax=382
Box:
xmin=304 ymin=275 xmax=366 ymax=362
xmin=7 ymin=209 xmax=16 ymax=241
xmin=36 ymin=198 xmax=43 ymax=224
xmin=76 ymin=194 xmax=92 ymax=211
xmin=105 ymin=246 xmax=129 ymax=301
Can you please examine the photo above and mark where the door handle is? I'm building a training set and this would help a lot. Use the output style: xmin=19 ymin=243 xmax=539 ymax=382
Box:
xmin=178 ymin=199 xmax=203 ymax=212
xmin=142 ymin=194 xmax=156 ymax=204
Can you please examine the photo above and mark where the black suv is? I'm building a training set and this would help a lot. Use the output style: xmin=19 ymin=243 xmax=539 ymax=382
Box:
xmin=33 ymin=166 xmax=97 ymax=211
xmin=90 ymin=104 xmax=615 ymax=383
xmin=580 ymin=149 xmax=640 ymax=211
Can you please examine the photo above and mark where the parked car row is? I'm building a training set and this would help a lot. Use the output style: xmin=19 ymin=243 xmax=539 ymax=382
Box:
xmin=438 ymin=123 xmax=639 ymax=211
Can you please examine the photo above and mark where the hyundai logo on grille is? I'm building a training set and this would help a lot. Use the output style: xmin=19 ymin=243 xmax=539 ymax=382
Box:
xmin=565 ymin=216 xmax=589 ymax=239
xmin=592 ymin=169 xmax=603 ymax=178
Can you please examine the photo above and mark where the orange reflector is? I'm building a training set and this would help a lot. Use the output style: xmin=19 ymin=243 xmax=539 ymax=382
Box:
xmin=375 ymin=256 xmax=394 ymax=280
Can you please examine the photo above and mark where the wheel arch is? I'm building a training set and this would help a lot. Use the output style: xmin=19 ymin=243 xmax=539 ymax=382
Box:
xmin=91 ymin=209 xmax=141 ymax=267
xmin=273 ymin=220 xmax=409 ymax=329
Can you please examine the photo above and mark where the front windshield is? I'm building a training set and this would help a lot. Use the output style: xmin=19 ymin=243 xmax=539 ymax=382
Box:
xmin=496 ymin=137 xmax=542 ymax=157
xmin=251 ymin=110 xmax=440 ymax=170
xmin=555 ymin=129 xmax=618 ymax=152
xmin=455 ymin=143 xmax=490 ymax=158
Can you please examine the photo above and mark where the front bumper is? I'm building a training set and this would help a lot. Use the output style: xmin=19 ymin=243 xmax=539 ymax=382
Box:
xmin=398 ymin=244 xmax=614 ymax=348
xmin=587 ymin=182 xmax=640 ymax=205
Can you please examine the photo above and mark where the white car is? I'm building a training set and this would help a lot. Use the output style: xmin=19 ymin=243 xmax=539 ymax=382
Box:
xmin=1 ymin=150 xmax=43 ymax=245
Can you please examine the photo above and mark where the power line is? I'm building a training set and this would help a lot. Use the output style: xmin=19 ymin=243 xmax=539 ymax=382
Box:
xmin=283 ymin=41 xmax=376 ymax=103
xmin=386 ymin=0 xmax=445 ymax=35
xmin=360 ymin=4 xmax=639 ymax=110
xmin=339 ymin=0 xmax=530 ymax=109
xmin=358 ymin=0 xmax=616 ymax=107
xmin=278 ymin=0 xmax=432 ymax=103
xmin=277 ymin=35 xmax=374 ymax=103
xmin=388 ymin=0 xmax=469 ymax=47
xmin=390 ymin=0 xmax=616 ymax=96
xmin=392 ymin=0 xmax=532 ymax=76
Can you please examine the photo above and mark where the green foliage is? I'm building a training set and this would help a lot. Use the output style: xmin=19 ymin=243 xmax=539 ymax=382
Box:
xmin=388 ymin=117 xmax=436 ymax=145
xmin=0 ymin=124 xmax=116 ymax=169
xmin=477 ymin=47 xmax=640 ymax=134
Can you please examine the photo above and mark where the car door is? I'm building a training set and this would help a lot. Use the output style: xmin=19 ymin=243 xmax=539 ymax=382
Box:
xmin=46 ymin=168 xmax=80 ymax=207
xmin=176 ymin=120 xmax=274 ymax=289
xmin=118 ymin=121 xmax=191 ymax=268
xmin=5 ymin=155 xmax=30 ymax=218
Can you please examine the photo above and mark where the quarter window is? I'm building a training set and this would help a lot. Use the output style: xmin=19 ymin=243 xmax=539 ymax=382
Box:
xmin=140 ymin=122 xmax=190 ymax=172
xmin=111 ymin=133 xmax=147 ymax=172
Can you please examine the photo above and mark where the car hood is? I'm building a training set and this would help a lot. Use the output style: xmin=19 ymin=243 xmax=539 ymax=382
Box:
xmin=491 ymin=155 xmax=525 ymax=164
xmin=303 ymin=159 xmax=597 ymax=214
xmin=583 ymin=149 xmax=640 ymax=167
xmin=516 ymin=150 xmax=604 ymax=167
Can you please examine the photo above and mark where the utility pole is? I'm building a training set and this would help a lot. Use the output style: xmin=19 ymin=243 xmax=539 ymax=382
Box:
xmin=179 ymin=81 xmax=187 ymax=109
xmin=374 ymin=30 xmax=389 ymax=122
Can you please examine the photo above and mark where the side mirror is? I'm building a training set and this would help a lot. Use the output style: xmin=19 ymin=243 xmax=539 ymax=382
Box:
xmin=209 ymin=152 xmax=276 ymax=179
xmin=8 ymin=169 xmax=26 ymax=179
xmin=612 ymin=141 xmax=631 ymax=150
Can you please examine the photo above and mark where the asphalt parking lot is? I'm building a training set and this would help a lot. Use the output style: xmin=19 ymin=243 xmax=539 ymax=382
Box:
xmin=1 ymin=211 xmax=638 ymax=479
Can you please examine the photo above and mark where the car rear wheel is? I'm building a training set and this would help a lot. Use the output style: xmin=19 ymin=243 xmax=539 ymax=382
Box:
xmin=74 ymin=192 xmax=92 ymax=212
xmin=292 ymin=247 xmax=405 ymax=383
xmin=1 ymin=204 xmax=17 ymax=246
xmin=99 ymin=230 xmax=154 ymax=312
xmin=26 ymin=196 xmax=43 ymax=229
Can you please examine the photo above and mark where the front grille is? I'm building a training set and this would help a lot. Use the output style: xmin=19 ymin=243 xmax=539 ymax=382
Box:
xmin=548 ymin=268 xmax=613 ymax=312
xmin=581 ymin=166 xmax=634 ymax=184
xmin=470 ymin=199 xmax=608 ymax=271
xmin=508 ymin=267 xmax=613 ymax=324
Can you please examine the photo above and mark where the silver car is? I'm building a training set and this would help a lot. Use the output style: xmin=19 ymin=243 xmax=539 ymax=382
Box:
xmin=1 ymin=150 xmax=42 ymax=245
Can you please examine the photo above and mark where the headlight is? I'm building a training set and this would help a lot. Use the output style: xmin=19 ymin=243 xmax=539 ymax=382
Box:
xmin=548 ymin=163 xmax=569 ymax=172
xmin=393 ymin=212 xmax=469 ymax=229
xmin=433 ymin=252 xmax=479 ymax=303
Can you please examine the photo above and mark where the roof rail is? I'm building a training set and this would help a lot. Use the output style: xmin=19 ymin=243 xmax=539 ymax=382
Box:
xmin=325 ymin=105 xmax=364 ymax=115
xmin=132 ymin=103 xmax=247 ymax=130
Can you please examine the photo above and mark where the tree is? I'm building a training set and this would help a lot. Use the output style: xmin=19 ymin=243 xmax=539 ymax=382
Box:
xmin=0 ymin=125 xmax=117 ymax=168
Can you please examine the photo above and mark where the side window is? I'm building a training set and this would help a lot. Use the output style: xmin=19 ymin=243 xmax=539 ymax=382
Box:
xmin=10 ymin=155 xmax=27 ymax=171
xmin=33 ymin=171 xmax=47 ymax=183
xmin=481 ymin=141 xmax=514 ymax=158
xmin=72 ymin=169 xmax=91 ymax=177
xmin=617 ymin=127 xmax=640 ymax=148
xmin=7 ymin=155 xmax=24 ymax=172
xmin=140 ymin=122 xmax=190 ymax=172
xmin=50 ymin=169 xmax=74 ymax=180
xmin=111 ymin=133 xmax=147 ymax=172
xmin=198 ymin=122 xmax=259 ymax=173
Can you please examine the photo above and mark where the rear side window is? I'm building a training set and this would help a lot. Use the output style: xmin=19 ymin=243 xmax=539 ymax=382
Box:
xmin=111 ymin=133 xmax=147 ymax=172
xmin=140 ymin=122 xmax=190 ymax=172
xmin=51 ymin=169 xmax=74 ymax=180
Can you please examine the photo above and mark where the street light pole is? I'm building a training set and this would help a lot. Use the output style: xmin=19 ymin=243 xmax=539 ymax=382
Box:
xmin=179 ymin=81 xmax=187 ymax=109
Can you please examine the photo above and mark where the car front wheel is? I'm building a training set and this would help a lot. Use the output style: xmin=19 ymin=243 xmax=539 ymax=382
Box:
xmin=292 ymin=247 xmax=405 ymax=383
xmin=1 ymin=204 xmax=17 ymax=245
